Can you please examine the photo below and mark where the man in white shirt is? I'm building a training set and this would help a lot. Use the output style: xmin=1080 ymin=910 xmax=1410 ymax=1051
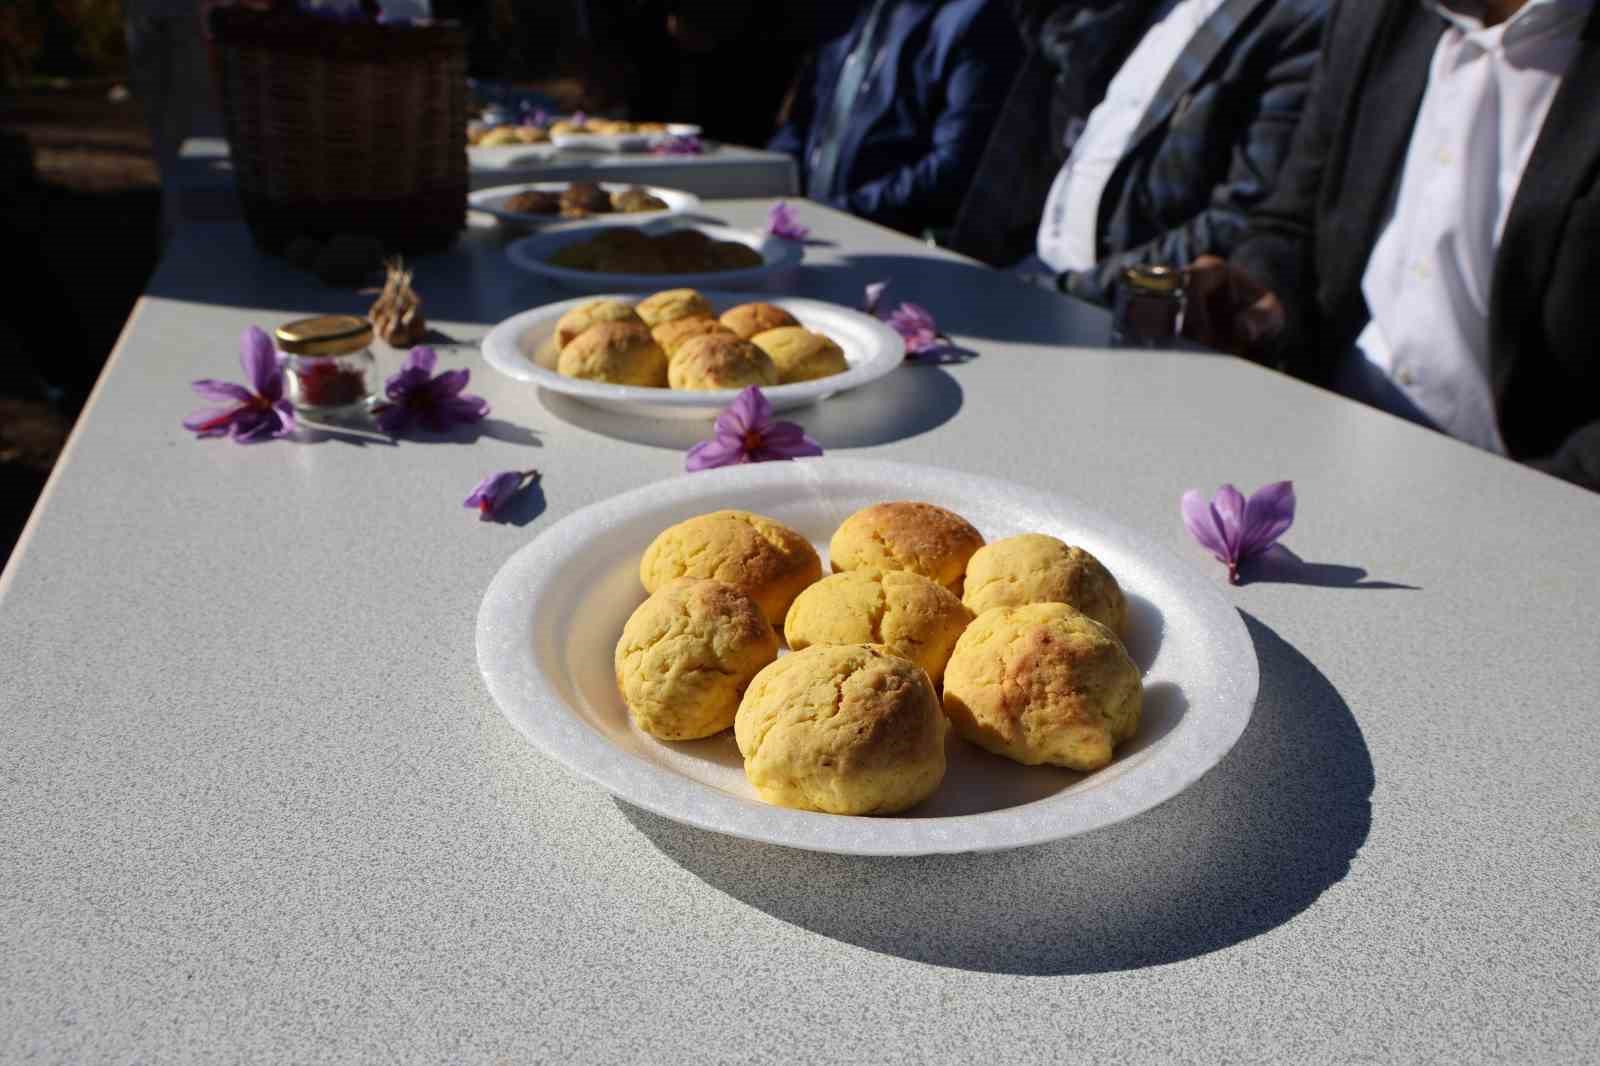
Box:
xmin=1187 ymin=0 xmax=1600 ymax=490
xmin=948 ymin=0 xmax=1328 ymax=303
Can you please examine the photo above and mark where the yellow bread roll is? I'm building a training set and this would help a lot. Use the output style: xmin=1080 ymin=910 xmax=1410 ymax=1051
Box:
xmin=751 ymin=326 xmax=849 ymax=384
xmin=614 ymin=578 xmax=778 ymax=740
xmin=668 ymin=333 xmax=778 ymax=390
xmin=635 ymin=288 xmax=714 ymax=328
xmin=532 ymin=335 xmax=562 ymax=370
xmin=719 ymin=302 xmax=800 ymax=340
xmin=829 ymin=501 xmax=985 ymax=593
xmin=640 ymin=510 xmax=821 ymax=626
xmin=652 ymin=315 xmax=736 ymax=358
xmin=784 ymin=569 xmax=973 ymax=685
xmin=554 ymin=298 xmax=644 ymax=349
xmin=736 ymin=644 xmax=947 ymax=815
xmin=557 ymin=320 xmax=668 ymax=386
xmin=943 ymin=603 xmax=1140 ymax=771
xmin=962 ymin=533 xmax=1127 ymax=635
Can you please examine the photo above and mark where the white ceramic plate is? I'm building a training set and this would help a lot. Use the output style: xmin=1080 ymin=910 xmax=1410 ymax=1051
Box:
xmin=468 ymin=182 xmax=701 ymax=228
xmin=467 ymin=142 xmax=560 ymax=169
xmin=504 ymin=221 xmax=804 ymax=294
xmin=476 ymin=459 xmax=1259 ymax=856
xmin=550 ymin=122 xmax=701 ymax=152
xmin=480 ymin=291 xmax=903 ymax=419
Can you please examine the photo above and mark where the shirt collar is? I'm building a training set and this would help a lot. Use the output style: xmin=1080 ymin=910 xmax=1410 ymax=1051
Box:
xmin=1425 ymin=0 xmax=1595 ymax=38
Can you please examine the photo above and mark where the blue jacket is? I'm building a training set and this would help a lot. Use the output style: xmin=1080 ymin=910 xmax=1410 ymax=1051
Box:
xmin=949 ymin=0 xmax=1326 ymax=303
xmin=768 ymin=0 xmax=1024 ymax=235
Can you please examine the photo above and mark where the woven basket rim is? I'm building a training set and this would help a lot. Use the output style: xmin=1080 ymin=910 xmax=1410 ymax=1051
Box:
xmin=210 ymin=7 xmax=463 ymax=59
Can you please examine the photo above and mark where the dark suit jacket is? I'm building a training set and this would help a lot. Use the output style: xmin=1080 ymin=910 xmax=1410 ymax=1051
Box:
xmin=768 ymin=0 xmax=1023 ymax=235
xmin=949 ymin=0 xmax=1326 ymax=303
xmin=1235 ymin=0 xmax=1600 ymax=489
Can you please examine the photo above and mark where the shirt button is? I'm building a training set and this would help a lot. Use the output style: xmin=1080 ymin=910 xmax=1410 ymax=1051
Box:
xmin=1397 ymin=367 xmax=1416 ymax=386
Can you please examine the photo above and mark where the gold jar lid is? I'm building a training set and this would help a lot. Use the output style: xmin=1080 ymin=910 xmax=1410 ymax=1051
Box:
xmin=274 ymin=315 xmax=373 ymax=356
xmin=1122 ymin=264 xmax=1183 ymax=294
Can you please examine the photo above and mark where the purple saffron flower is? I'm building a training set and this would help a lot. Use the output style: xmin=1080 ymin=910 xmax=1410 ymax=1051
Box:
xmin=1181 ymin=481 xmax=1296 ymax=584
xmin=862 ymin=280 xmax=951 ymax=358
xmin=651 ymin=133 xmax=704 ymax=156
xmin=183 ymin=326 xmax=296 ymax=443
xmin=886 ymin=302 xmax=945 ymax=356
xmin=523 ymin=107 xmax=550 ymax=127
xmin=464 ymin=469 xmax=540 ymax=521
xmin=372 ymin=346 xmax=490 ymax=435
xmin=570 ymin=110 xmax=588 ymax=128
xmin=765 ymin=201 xmax=810 ymax=241
xmin=863 ymin=280 xmax=890 ymax=317
xmin=685 ymin=387 xmax=822 ymax=471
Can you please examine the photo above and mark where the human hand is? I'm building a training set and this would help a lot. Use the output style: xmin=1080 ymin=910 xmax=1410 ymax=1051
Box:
xmin=1183 ymin=255 xmax=1285 ymax=357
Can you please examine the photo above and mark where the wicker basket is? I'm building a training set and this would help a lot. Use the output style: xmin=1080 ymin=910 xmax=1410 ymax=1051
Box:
xmin=211 ymin=9 xmax=467 ymax=254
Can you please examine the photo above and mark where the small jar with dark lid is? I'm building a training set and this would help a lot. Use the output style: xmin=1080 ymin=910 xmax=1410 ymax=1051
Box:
xmin=275 ymin=315 xmax=376 ymax=415
xmin=1111 ymin=264 xmax=1185 ymax=348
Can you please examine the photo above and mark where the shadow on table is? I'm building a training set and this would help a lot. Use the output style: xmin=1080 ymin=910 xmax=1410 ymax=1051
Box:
xmin=1243 ymin=545 xmax=1420 ymax=590
xmin=794 ymin=255 xmax=1115 ymax=348
xmin=141 ymin=227 xmax=556 ymax=328
xmin=291 ymin=416 xmax=540 ymax=448
xmin=622 ymin=612 xmax=1372 ymax=976
xmin=537 ymin=364 xmax=964 ymax=451
xmin=492 ymin=476 xmax=547 ymax=526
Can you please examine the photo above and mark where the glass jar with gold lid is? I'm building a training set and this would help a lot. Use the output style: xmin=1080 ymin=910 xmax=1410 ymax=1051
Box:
xmin=1111 ymin=264 xmax=1185 ymax=348
xmin=275 ymin=315 xmax=376 ymax=414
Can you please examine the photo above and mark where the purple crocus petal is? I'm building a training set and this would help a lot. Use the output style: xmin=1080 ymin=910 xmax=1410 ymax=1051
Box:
xmin=182 ymin=405 xmax=243 ymax=436
xmin=710 ymin=404 xmax=753 ymax=442
xmin=238 ymin=327 xmax=280 ymax=398
xmin=753 ymin=420 xmax=823 ymax=461
xmin=766 ymin=201 xmax=810 ymax=240
xmin=429 ymin=366 xmax=471 ymax=399
xmin=685 ymin=435 xmax=749 ymax=471
xmin=383 ymin=365 xmax=431 ymax=400
xmin=888 ymin=303 xmax=941 ymax=353
xmin=435 ymin=393 xmax=490 ymax=427
xmin=405 ymin=346 xmax=438 ymax=376
xmin=1210 ymin=484 xmax=1248 ymax=561
xmin=270 ymin=399 xmax=297 ymax=438
xmin=373 ymin=403 xmax=407 ymax=435
xmin=652 ymin=134 xmax=703 ymax=156
xmin=1239 ymin=480 xmax=1295 ymax=558
xmin=571 ymin=111 xmax=588 ymax=127
xmin=191 ymin=378 xmax=254 ymax=404
xmin=724 ymin=386 xmax=769 ymax=436
xmin=1181 ymin=489 xmax=1232 ymax=564
xmin=464 ymin=469 xmax=526 ymax=519
xmin=230 ymin=408 xmax=277 ymax=443
xmin=863 ymin=280 xmax=889 ymax=316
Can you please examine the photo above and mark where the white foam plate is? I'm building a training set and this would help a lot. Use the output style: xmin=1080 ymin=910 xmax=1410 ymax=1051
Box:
xmin=468 ymin=182 xmax=700 ymax=228
xmin=475 ymin=459 xmax=1259 ymax=856
xmin=480 ymin=291 xmax=903 ymax=419
xmin=503 ymin=221 xmax=804 ymax=294
xmin=467 ymin=142 xmax=561 ymax=169
xmin=550 ymin=122 xmax=701 ymax=152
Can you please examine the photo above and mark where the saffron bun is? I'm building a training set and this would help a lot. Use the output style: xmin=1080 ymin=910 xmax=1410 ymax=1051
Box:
xmin=942 ymin=603 xmax=1140 ymax=771
xmin=736 ymin=644 xmax=947 ymax=815
xmin=614 ymin=578 xmax=778 ymax=740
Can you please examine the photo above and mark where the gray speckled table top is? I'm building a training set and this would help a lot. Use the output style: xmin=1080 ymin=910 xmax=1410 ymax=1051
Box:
xmin=3 ymin=202 xmax=1597 ymax=1065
